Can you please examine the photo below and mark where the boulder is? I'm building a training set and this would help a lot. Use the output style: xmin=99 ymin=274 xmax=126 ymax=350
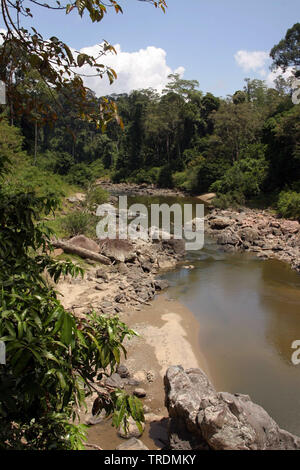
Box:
xmin=105 ymin=373 xmax=124 ymax=389
xmin=118 ymin=416 xmax=145 ymax=439
xmin=69 ymin=235 xmax=100 ymax=253
xmin=216 ymin=230 xmax=239 ymax=246
xmin=133 ymin=388 xmax=147 ymax=398
xmin=210 ymin=218 xmax=232 ymax=230
xmin=238 ymin=228 xmax=259 ymax=244
xmin=197 ymin=193 xmax=216 ymax=204
xmin=117 ymin=364 xmax=130 ymax=378
xmin=162 ymin=239 xmax=186 ymax=256
xmin=116 ymin=438 xmax=149 ymax=451
xmin=164 ymin=366 xmax=300 ymax=450
xmin=154 ymin=279 xmax=169 ymax=291
xmin=99 ymin=238 xmax=136 ymax=263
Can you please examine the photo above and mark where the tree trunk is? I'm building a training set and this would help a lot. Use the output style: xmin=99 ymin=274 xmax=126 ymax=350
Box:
xmin=52 ymin=240 xmax=111 ymax=265
xmin=34 ymin=121 xmax=38 ymax=165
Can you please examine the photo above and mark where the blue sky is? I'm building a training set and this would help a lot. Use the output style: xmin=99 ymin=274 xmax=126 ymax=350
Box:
xmin=20 ymin=0 xmax=300 ymax=97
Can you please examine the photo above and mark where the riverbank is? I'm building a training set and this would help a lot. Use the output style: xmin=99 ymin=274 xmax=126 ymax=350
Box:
xmin=57 ymin=239 xmax=207 ymax=450
xmin=96 ymin=180 xmax=186 ymax=198
xmin=205 ymin=207 xmax=300 ymax=274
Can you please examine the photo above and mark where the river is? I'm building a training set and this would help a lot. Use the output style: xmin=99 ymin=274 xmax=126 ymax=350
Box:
xmin=124 ymin=192 xmax=300 ymax=436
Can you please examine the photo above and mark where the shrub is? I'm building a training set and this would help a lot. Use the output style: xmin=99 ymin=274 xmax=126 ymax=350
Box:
xmin=0 ymin=189 xmax=143 ymax=450
xmin=277 ymin=191 xmax=300 ymax=220
xmin=157 ymin=165 xmax=174 ymax=188
xmin=172 ymin=171 xmax=187 ymax=189
xmin=85 ymin=185 xmax=109 ymax=211
xmin=66 ymin=163 xmax=94 ymax=188
xmin=210 ymin=157 xmax=269 ymax=199
xmin=61 ymin=211 xmax=96 ymax=237
xmin=212 ymin=191 xmax=245 ymax=209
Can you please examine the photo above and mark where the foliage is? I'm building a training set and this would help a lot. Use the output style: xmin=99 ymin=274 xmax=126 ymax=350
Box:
xmin=85 ymin=185 xmax=109 ymax=211
xmin=210 ymin=157 xmax=269 ymax=202
xmin=0 ymin=187 xmax=143 ymax=449
xmin=270 ymin=23 xmax=300 ymax=75
xmin=60 ymin=211 xmax=96 ymax=237
xmin=277 ymin=191 xmax=300 ymax=220
xmin=66 ymin=164 xmax=94 ymax=188
xmin=157 ymin=164 xmax=174 ymax=188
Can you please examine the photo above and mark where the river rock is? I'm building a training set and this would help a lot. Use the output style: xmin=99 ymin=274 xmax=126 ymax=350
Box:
xmin=216 ymin=230 xmax=239 ymax=245
xmin=116 ymin=438 xmax=149 ymax=450
xmin=162 ymin=239 xmax=186 ymax=256
xmin=164 ymin=366 xmax=300 ymax=450
xmin=69 ymin=235 xmax=100 ymax=253
xmin=133 ymin=388 xmax=147 ymax=398
xmin=117 ymin=364 xmax=130 ymax=378
xmin=118 ymin=417 xmax=145 ymax=439
xmin=210 ymin=217 xmax=232 ymax=230
xmin=105 ymin=373 xmax=124 ymax=389
xmin=154 ymin=279 xmax=169 ymax=291
xmin=238 ymin=227 xmax=259 ymax=243
xmin=99 ymin=238 xmax=136 ymax=263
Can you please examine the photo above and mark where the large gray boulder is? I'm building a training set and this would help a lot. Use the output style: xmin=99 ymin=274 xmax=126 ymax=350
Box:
xmin=69 ymin=235 xmax=100 ymax=253
xmin=164 ymin=366 xmax=300 ymax=450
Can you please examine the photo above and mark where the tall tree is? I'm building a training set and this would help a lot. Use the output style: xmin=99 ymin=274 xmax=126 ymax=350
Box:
xmin=270 ymin=23 xmax=300 ymax=77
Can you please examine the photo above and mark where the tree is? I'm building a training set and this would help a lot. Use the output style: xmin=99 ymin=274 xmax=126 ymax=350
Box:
xmin=211 ymin=100 xmax=263 ymax=163
xmin=270 ymin=23 xmax=300 ymax=77
xmin=0 ymin=0 xmax=167 ymax=127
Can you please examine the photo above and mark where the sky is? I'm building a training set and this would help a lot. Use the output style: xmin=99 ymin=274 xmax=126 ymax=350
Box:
xmin=15 ymin=0 xmax=300 ymax=97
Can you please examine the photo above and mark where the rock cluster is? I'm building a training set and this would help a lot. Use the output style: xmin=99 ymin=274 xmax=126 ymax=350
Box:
xmin=164 ymin=366 xmax=300 ymax=450
xmin=205 ymin=208 xmax=300 ymax=273
xmin=97 ymin=180 xmax=185 ymax=198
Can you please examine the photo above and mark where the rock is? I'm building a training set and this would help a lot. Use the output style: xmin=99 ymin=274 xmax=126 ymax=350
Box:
xmin=197 ymin=193 xmax=216 ymax=204
xmin=117 ymin=364 xmax=130 ymax=378
xmin=158 ymin=258 xmax=176 ymax=270
xmin=154 ymin=279 xmax=169 ymax=291
xmin=118 ymin=416 xmax=145 ymax=439
xmin=85 ymin=409 xmax=106 ymax=426
xmin=69 ymin=235 xmax=100 ymax=253
xmin=133 ymin=388 xmax=147 ymax=398
xmin=162 ymin=239 xmax=186 ymax=257
xmin=217 ymin=231 xmax=239 ymax=246
xmin=144 ymin=413 xmax=165 ymax=423
xmin=53 ymin=248 xmax=64 ymax=257
xmin=126 ymin=378 xmax=140 ymax=386
xmin=133 ymin=371 xmax=147 ymax=383
xmin=141 ymin=261 xmax=152 ymax=273
xmin=96 ymin=270 xmax=109 ymax=281
xmin=210 ymin=217 xmax=232 ymax=230
xmin=67 ymin=192 xmax=86 ymax=204
xmin=165 ymin=366 xmax=300 ymax=450
xmin=95 ymin=285 xmax=105 ymax=291
xmin=143 ymin=405 xmax=151 ymax=414
xmin=116 ymin=438 xmax=149 ymax=451
xmin=115 ymin=293 xmax=126 ymax=303
xmin=238 ymin=228 xmax=259 ymax=244
xmin=105 ymin=373 xmax=124 ymax=389
xmin=99 ymin=238 xmax=136 ymax=263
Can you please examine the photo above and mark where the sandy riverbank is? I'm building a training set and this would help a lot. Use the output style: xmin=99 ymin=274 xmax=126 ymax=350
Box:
xmin=86 ymin=294 xmax=209 ymax=450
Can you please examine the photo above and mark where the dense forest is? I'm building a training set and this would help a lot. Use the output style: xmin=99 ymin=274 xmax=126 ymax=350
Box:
xmin=2 ymin=23 xmax=299 ymax=219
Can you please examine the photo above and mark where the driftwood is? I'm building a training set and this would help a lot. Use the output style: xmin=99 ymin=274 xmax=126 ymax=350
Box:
xmin=52 ymin=240 xmax=111 ymax=265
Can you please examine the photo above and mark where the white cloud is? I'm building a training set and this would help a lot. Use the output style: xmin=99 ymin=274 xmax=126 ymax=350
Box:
xmin=234 ymin=50 xmax=269 ymax=75
xmin=77 ymin=43 xmax=185 ymax=96
xmin=265 ymin=67 xmax=295 ymax=87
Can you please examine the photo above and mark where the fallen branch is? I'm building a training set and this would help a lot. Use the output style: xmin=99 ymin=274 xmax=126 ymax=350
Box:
xmin=52 ymin=240 xmax=111 ymax=265
xmin=84 ymin=443 xmax=103 ymax=451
